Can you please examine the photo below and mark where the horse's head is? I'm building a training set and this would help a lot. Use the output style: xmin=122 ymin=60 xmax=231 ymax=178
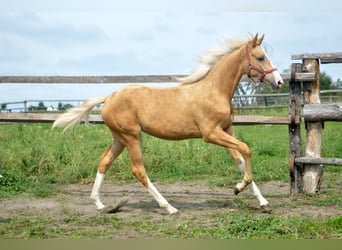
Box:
xmin=244 ymin=33 xmax=283 ymax=89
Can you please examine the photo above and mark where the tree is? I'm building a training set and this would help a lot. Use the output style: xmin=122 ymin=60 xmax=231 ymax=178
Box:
xmin=334 ymin=79 xmax=342 ymax=88
xmin=319 ymin=72 xmax=333 ymax=90
xmin=57 ymin=102 xmax=73 ymax=111
xmin=37 ymin=102 xmax=47 ymax=111
xmin=28 ymin=102 xmax=47 ymax=112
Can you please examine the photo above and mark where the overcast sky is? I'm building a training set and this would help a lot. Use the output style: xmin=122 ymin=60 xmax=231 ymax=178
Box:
xmin=1 ymin=0 xmax=342 ymax=106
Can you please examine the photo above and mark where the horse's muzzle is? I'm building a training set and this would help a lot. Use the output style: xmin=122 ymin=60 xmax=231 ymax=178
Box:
xmin=269 ymin=71 xmax=283 ymax=89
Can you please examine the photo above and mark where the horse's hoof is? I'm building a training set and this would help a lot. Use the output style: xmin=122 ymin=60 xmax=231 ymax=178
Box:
xmin=100 ymin=199 xmax=128 ymax=214
xmin=261 ymin=204 xmax=272 ymax=213
xmin=169 ymin=210 xmax=180 ymax=216
xmin=233 ymin=187 xmax=240 ymax=195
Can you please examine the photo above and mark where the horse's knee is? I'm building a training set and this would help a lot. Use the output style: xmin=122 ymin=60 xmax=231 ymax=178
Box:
xmin=98 ymin=160 xmax=112 ymax=174
xmin=239 ymin=143 xmax=251 ymax=159
xmin=244 ymin=176 xmax=253 ymax=185
xmin=131 ymin=166 xmax=148 ymax=187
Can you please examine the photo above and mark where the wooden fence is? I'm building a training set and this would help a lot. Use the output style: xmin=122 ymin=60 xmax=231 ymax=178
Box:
xmin=0 ymin=53 xmax=341 ymax=195
xmin=289 ymin=53 xmax=342 ymax=195
xmin=0 ymin=73 xmax=314 ymax=125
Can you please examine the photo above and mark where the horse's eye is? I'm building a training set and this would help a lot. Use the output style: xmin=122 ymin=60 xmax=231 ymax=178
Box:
xmin=257 ymin=56 xmax=265 ymax=62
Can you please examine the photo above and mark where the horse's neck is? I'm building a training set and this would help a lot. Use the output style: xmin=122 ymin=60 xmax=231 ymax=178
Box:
xmin=205 ymin=48 xmax=244 ymax=99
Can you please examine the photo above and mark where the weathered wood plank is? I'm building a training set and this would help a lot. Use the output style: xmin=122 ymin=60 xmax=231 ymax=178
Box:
xmin=233 ymin=115 xmax=296 ymax=125
xmin=0 ymin=73 xmax=316 ymax=84
xmin=289 ymin=63 xmax=303 ymax=195
xmin=0 ymin=112 xmax=294 ymax=125
xmin=292 ymin=52 xmax=342 ymax=64
xmin=302 ymin=59 xmax=323 ymax=194
xmin=280 ymin=72 xmax=316 ymax=81
xmin=0 ymin=75 xmax=186 ymax=84
xmin=303 ymin=102 xmax=342 ymax=122
xmin=295 ymin=157 xmax=342 ymax=166
xmin=0 ymin=113 xmax=103 ymax=124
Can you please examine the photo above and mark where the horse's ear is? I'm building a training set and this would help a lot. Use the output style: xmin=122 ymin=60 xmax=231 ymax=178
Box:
xmin=249 ymin=33 xmax=258 ymax=47
xmin=256 ymin=34 xmax=265 ymax=46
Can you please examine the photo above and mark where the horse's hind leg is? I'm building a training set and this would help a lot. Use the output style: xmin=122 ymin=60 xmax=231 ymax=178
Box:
xmin=124 ymin=136 xmax=178 ymax=215
xmin=225 ymin=127 xmax=269 ymax=208
xmin=90 ymin=137 xmax=125 ymax=210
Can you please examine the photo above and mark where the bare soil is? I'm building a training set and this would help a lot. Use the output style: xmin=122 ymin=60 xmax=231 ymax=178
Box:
xmin=1 ymin=180 xmax=340 ymax=224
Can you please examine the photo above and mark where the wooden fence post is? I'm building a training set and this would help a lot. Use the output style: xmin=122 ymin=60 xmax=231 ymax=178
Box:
xmin=302 ymin=59 xmax=323 ymax=193
xmin=24 ymin=101 xmax=27 ymax=113
xmin=289 ymin=63 xmax=303 ymax=194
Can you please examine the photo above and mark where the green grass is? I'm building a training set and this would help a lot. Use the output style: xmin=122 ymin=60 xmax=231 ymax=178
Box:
xmin=0 ymin=123 xmax=287 ymax=197
xmin=0 ymin=121 xmax=341 ymax=198
xmin=1 ymin=207 xmax=341 ymax=239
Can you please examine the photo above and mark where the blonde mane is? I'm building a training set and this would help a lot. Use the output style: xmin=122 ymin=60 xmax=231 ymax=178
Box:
xmin=178 ymin=37 xmax=248 ymax=85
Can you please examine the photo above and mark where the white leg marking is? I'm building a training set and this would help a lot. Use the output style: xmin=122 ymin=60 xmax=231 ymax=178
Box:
xmin=90 ymin=172 xmax=106 ymax=210
xmin=237 ymin=157 xmax=246 ymax=174
xmin=237 ymin=157 xmax=268 ymax=207
xmin=146 ymin=178 xmax=178 ymax=215
xmin=235 ymin=157 xmax=249 ymax=192
xmin=249 ymin=181 xmax=269 ymax=207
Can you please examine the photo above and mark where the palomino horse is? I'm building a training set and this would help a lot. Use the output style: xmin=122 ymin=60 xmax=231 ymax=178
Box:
xmin=53 ymin=34 xmax=283 ymax=214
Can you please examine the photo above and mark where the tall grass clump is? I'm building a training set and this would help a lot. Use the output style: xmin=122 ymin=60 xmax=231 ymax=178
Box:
xmin=0 ymin=124 xmax=111 ymax=197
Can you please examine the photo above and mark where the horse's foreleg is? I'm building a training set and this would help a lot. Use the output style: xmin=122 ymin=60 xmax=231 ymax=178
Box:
xmin=226 ymin=148 xmax=269 ymax=207
xmin=90 ymin=139 xmax=125 ymax=210
xmin=146 ymin=177 xmax=178 ymax=215
xmin=225 ymin=127 xmax=269 ymax=208
xmin=204 ymin=127 xmax=253 ymax=193
xmin=126 ymin=140 xmax=178 ymax=215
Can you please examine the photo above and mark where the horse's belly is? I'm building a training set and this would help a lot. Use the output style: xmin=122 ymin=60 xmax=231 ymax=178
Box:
xmin=140 ymin=120 xmax=201 ymax=140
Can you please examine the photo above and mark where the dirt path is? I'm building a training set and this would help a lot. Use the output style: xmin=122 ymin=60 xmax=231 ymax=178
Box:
xmin=1 ymin=180 xmax=340 ymax=222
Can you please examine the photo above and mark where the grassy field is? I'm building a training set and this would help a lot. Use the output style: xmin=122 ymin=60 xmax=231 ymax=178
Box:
xmin=0 ymin=122 xmax=292 ymax=197
xmin=0 ymin=121 xmax=341 ymax=239
xmin=1 ymin=121 xmax=341 ymax=196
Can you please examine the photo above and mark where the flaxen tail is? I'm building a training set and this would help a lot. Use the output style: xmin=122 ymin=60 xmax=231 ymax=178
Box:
xmin=52 ymin=96 xmax=107 ymax=131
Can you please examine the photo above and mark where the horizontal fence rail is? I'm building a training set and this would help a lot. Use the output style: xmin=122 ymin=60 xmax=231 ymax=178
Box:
xmin=292 ymin=52 xmax=342 ymax=64
xmin=295 ymin=157 xmax=342 ymax=166
xmin=0 ymin=112 xmax=299 ymax=125
xmin=0 ymin=73 xmax=316 ymax=84
xmin=303 ymin=102 xmax=342 ymax=122
xmin=2 ymin=89 xmax=341 ymax=113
